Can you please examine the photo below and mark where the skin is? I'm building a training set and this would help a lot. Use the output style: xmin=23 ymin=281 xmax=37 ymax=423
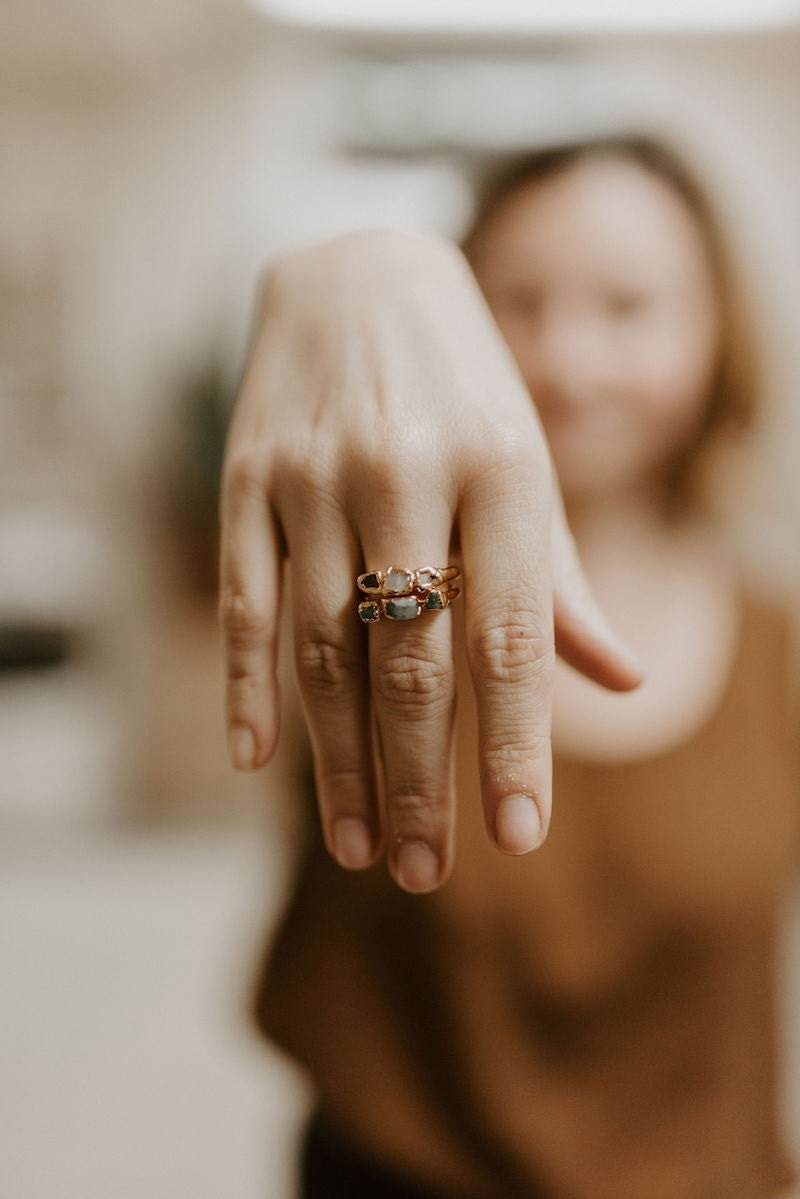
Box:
xmin=219 ymin=229 xmax=642 ymax=895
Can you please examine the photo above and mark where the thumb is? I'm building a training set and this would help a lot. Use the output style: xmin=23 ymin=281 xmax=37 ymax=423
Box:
xmin=551 ymin=488 xmax=644 ymax=693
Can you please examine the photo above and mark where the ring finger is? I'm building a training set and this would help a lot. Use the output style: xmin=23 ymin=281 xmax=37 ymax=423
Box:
xmin=360 ymin=494 xmax=459 ymax=895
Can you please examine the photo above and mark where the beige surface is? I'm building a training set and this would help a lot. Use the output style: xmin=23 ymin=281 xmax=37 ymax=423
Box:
xmin=0 ymin=827 xmax=311 ymax=1199
xmin=2 ymin=823 xmax=800 ymax=1199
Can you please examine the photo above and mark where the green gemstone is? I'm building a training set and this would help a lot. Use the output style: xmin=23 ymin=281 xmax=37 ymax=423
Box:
xmin=424 ymin=589 xmax=445 ymax=610
xmin=358 ymin=600 xmax=381 ymax=623
xmin=384 ymin=596 xmax=421 ymax=621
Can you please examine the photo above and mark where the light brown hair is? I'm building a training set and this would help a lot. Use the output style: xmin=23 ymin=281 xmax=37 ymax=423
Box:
xmin=462 ymin=135 xmax=761 ymax=515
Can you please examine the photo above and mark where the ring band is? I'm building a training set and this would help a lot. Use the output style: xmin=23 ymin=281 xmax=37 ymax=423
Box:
xmin=356 ymin=564 xmax=461 ymax=623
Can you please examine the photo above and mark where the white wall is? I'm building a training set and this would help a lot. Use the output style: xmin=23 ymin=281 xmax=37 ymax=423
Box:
xmin=45 ymin=30 xmax=800 ymax=530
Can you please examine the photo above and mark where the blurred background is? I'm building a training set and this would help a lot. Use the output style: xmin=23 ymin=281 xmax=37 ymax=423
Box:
xmin=2 ymin=2 xmax=799 ymax=1197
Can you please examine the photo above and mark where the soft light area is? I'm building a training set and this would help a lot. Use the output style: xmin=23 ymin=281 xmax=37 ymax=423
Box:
xmin=249 ymin=0 xmax=800 ymax=34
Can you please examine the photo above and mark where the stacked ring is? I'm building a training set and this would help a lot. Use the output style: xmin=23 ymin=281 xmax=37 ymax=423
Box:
xmin=356 ymin=565 xmax=461 ymax=623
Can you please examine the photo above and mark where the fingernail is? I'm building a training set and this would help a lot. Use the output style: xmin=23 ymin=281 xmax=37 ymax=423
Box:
xmin=395 ymin=839 xmax=441 ymax=893
xmin=331 ymin=817 xmax=374 ymax=870
xmin=496 ymin=795 xmax=542 ymax=854
xmin=228 ymin=724 xmax=256 ymax=770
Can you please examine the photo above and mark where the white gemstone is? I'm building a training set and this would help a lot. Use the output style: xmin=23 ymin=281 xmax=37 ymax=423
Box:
xmin=415 ymin=567 xmax=442 ymax=590
xmin=383 ymin=567 xmax=414 ymax=595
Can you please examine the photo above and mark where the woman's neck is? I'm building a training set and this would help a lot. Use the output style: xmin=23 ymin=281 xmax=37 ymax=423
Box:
xmin=562 ymin=485 xmax=699 ymax=577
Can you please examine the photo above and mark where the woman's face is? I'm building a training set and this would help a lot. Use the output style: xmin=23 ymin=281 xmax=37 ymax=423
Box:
xmin=470 ymin=156 xmax=722 ymax=504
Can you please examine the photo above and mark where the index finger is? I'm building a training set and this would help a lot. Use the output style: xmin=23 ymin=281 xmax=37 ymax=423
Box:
xmin=459 ymin=435 xmax=555 ymax=856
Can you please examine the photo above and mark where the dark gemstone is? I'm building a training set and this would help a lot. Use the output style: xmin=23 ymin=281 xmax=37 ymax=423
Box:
xmin=358 ymin=600 xmax=381 ymax=623
xmin=424 ymin=589 xmax=446 ymax=610
xmin=358 ymin=572 xmax=382 ymax=593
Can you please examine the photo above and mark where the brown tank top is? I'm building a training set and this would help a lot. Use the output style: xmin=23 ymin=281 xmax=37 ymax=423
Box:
xmin=251 ymin=586 xmax=800 ymax=1199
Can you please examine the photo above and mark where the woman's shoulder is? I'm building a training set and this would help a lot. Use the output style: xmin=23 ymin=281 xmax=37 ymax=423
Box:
xmin=734 ymin=551 xmax=799 ymax=641
xmin=733 ymin=558 xmax=800 ymax=718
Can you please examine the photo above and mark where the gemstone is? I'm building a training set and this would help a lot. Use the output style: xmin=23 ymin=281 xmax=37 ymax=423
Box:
xmin=358 ymin=600 xmax=381 ymax=623
xmin=358 ymin=571 xmax=383 ymax=594
xmin=382 ymin=567 xmax=414 ymax=595
xmin=423 ymin=589 xmax=446 ymax=610
xmin=384 ymin=595 xmax=421 ymax=621
xmin=415 ymin=566 xmax=443 ymax=590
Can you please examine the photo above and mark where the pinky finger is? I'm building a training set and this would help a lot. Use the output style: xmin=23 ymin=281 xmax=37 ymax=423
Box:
xmin=219 ymin=463 xmax=284 ymax=770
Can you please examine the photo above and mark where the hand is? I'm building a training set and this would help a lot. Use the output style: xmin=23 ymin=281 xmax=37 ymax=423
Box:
xmin=219 ymin=229 xmax=642 ymax=894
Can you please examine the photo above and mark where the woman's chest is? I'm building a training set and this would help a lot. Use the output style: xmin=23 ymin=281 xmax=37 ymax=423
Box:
xmin=445 ymin=593 xmax=799 ymax=999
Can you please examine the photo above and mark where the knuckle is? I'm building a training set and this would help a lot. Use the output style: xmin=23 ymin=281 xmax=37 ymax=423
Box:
xmin=225 ymin=674 xmax=266 ymax=722
xmin=467 ymin=422 xmax=552 ymax=493
xmin=376 ymin=440 xmax=433 ymax=482
xmin=348 ymin=434 xmax=441 ymax=501
xmin=219 ymin=585 xmax=270 ymax=641
xmin=224 ymin=449 xmax=266 ymax=501
xmin=226 ymin=662 xmax=263 ymax=695
xmin=373 ymin=649 xmax=451 ymax=713
xmin=389 ymin=791 xmax=442 ymax=827
xmin=483 ymin=731 xmax=551 ymax=772
xmin=470 ymin=616 xmax=554 ymax=687
xmin=296 ymin=632 xmax=359 ymax=701
xmin=318 ymin=763 xmax=366 ymax=794
xmin=273 ymin=439 xmax=337 ymax=507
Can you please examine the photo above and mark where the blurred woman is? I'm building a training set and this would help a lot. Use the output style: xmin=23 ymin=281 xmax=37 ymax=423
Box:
xmin=225 ymin=136 xmax=800 ymax=1198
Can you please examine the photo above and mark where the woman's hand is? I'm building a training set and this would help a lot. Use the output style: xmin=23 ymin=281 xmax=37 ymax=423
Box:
xmin=219 ymin=229 xmax=641 ymax=894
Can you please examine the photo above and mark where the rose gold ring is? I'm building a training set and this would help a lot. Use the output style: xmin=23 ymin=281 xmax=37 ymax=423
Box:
xmin=356 ymin=564 xmax=461 ymax=624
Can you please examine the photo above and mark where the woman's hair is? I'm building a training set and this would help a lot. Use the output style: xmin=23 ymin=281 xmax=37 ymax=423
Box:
xmin=461 ymin=134 xmax=761 ymax=516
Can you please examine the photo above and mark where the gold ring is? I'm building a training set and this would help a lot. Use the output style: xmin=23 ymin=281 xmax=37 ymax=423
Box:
xmin=356 ymin=564 xmax=461 ymax=623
